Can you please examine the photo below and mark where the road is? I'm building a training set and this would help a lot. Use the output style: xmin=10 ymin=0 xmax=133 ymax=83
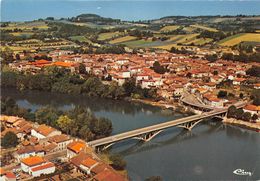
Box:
xmin=88 ymin=101 xmax=247 ymax=148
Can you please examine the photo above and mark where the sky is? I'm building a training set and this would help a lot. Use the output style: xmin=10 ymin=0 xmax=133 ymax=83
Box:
xmin=1 ymin=0 xmax=260 ymax=21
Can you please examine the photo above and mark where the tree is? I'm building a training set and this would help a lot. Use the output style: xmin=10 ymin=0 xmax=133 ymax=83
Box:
xmin=251 ymin=89 xmax=260 ymax=106
xmin=152 ymin=61 xmax=166 ymax=74
xmin=0 ymin=47 xmax=14 ymax=64
xmin=205 ymin=54 xmax=218 ymax=62
xmin=35 ymin=106 xmax=60 ymax=127
xmin=242 ymin=112 xmax=251 ymax=122
xmin=79 ymin=125 xmax=94 ymax=141
xmin=246 ymin=66 xmax=260 ymax=77
xmin=122 ymin=78 xmax=136 ymax=97
xmin=57 ymin=115 xmax=74 ymax=134
xmin=252 ymin=114 xmax=258 ymax=122
xmin=235 ymin=109 xmax=244 ymax=120
xmin=79 ymin=63 xmax=87 ymax=74
xmin=89 ymin=117 xmax=112 ymax=138
xmin=109 ymin=154 xmax=126 ymax=170
xmin=1 ymin=131 xmax=18 ymax=148
xmin=15 ymin=54 xmax=20 ymax=60
xmin=217 ymin=90 xmax=227 ymax=98
xmin=213 ymin=70 xmax=218 ymax=75
xmin=227 ymin=105 xmax=237 ymax=118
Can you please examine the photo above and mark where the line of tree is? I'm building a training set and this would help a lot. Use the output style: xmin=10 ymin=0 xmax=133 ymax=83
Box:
xmin=197 ymin=30 xmax=227 ymax=41
xmin=246 ymin=66 xmax=260 ymax=77
xmin=170 ymin=47 xmax=192 ymax=55
xmin=1 ymin=97 xmax=113 ymax=141
xmin=227 ymin=105 xmax=258 ymax=122
xmin=221 ymin=52 xmax=260 ymax=63
xmin=1 ymin=66 xmax=157 ymax=100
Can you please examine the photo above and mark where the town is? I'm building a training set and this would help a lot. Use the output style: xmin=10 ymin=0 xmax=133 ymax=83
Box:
xmin=1 ymin=49 xmax=260 ymax=180
xmin=1 ymin=11 xmax=260 ymax=180
xmin=4 ymin=50 xmax=260 ymax=111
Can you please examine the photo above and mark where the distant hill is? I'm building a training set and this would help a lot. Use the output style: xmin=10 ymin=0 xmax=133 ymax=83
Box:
xmin=70 ymin=14 xmax=121 ymax=24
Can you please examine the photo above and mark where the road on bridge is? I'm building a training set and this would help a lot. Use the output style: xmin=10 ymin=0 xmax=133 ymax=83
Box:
xmin=88 ymin=101 xmax=247 ymax=148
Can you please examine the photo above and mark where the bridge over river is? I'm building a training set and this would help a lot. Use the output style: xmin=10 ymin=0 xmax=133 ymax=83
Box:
xmin=88 ymin=101 xmax=247 ymax=151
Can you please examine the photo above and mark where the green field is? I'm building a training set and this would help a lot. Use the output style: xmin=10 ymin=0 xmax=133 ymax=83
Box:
xmin=171 ymin=34 xmax=199 ymax=44
xmin=1 ymin=21 xmax=49 ymax=30
xmin=98 ymin=32 xmax=123 ymax=41
xmin=190 ymin=24 xmax=218 ymax=32
xmin=69 ymin=36 xmax=91 ymax=43
xmin=160 ymin=25 xmax=180 ymax=32
xmin=218 ymin=33 xmax=260 ymax=46
xmin=109 ymin=36 xmax=137 ymax=44
xmin=10 ymin=32 xmax=34 ymax=37
xmin=186 ymin=38 xmax=213 ymax=45
xmin=122 ymin=39 xmax=153 ymax=47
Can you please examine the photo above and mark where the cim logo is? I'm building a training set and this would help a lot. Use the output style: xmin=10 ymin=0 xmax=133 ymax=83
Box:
xmin=233 ymin=169 xmax=252 ymax=176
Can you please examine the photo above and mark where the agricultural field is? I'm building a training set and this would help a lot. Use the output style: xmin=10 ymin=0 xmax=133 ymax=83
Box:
xmin=160 ymin=25 xmax=180 ymax=32
xmin=69 ymin=36 xmax=92 ymax=43
xmin=182 ymin=26 xmax=196 ymax=33
xmin=170 ymin=34 xmax=199 ymax=44
xmin=1 ymin=46 xmax=32 ymax=53
xmin=98 ymin=31 xmax=123 ymax=41
xmin=153 ymin=44 xmax=193 ymax=50
xmin=2 ymin=39 xmax=77 ymax=53
xmin=122 ymin=39 xmax=153 ymax=47
xmin=190 ymin=24 xmax=218 ymax=32
xmin=186 ymin=38 xmax=213 ymax=45
xmin=218 ymin=33 xmax=260 ymax=46
xmin=10 ymin=32 xmax=34 ymax=37
xmin=0 ymin=21 xmax=49 ymax=30
xmin=109 ymin=36 xmax=137 ymax=44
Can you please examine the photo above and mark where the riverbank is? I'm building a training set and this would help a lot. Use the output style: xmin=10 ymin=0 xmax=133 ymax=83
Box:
xmin=131 ymin=98 xmax=194 ymax=115
xmin=223 ymin=117 xmax=260 ymax=132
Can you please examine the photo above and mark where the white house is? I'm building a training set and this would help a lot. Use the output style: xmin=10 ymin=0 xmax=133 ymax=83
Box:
xmin=31 ymin=124 xmax=61 ymax=140
xmin=67 ymin=141 xmax=86 ymax=159
xmin=16 ymin=145 xmax=45 ymax=161
xmin=30 ymin=162 xmax=55 ymax=177
xmin=48 ymin=134 xmax=72 ymax=151
xmin=79 ymin=157 xmax=99 ymax=175
xmin=21 ymin=156 xmax=55 ymax=177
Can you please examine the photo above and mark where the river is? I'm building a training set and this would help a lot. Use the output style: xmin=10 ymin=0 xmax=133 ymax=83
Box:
xmin=2 ymin=88 xmax=260 ymax=181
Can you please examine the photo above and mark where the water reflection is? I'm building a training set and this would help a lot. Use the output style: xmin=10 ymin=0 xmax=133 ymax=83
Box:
xmin=2 ymin=88 xmax=172 ymax=116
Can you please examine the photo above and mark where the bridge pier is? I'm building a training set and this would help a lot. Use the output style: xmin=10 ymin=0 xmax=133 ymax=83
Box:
xmin=177 ymin=119 xmax=204 ymax=131
xmin=133 ymin=130 xmax=163 ymax=142
xmin=95 ymin=142 xmax=115 ymax=152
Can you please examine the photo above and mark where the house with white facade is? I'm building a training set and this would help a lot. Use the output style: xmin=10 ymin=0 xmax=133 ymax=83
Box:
xmin=21 ymin=156 xmax=55 ymax=177
xmin=48 ymin=134 xmax=72 ymax=151
xmin=31 ymin=124 xmax=61 ymax=140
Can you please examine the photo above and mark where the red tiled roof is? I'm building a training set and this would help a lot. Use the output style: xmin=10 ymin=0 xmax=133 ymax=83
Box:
xmin=244 ymin=104 xmax=260 ymax=111
xmin=5 ymin=171 xmax=16 ymax=179
xmin=70 ymin=152 xmax=90 ymax=167
xmin=67 ymin=141 xmax=85 ymax=153
xmin=21 ymin=156 xmax=45 ymax=167
xmin=31 ymin=162 xmax=55 ymax=172
xmin=81 ymin=157 xmax=98 ymax=168
xmin=34 ymin=124 xmax=56 ymax=136
xmin=94 ymin=169 xmax=126 ymax=181
xmin=48 ymin=134 xmax=70 ymax=143
xmin=53 ymin=61 xmax=75 ymax=67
